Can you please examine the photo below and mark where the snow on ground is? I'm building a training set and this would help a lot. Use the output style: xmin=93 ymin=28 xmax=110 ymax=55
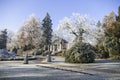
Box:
xmin=0 ymin=49 xmax=16 ymax=59
xmin=0 ymin=57 xmax=120 ymax=80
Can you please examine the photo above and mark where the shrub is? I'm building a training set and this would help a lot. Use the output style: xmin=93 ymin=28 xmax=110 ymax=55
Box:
xmin=103 ymin=37 xmax=120 ymax=59
xmin=108 ymin=48 xmax=120 ymax=59
xmin=96 ymin=42 xmax=109 ymax=59
xmin=61 ymin=50 xmax=66 ymax=57
xmin=65 ymin=42 xmax=95 ymax=63
xmin=33 ymin=49 xmax=44 ymax=55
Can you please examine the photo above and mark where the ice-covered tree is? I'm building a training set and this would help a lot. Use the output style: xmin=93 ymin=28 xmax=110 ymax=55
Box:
xmin=7 ymin=34 xmax=19 ymax=51
xmin=56 ymin=13 xmax=98 ymax=63
xmin=6 ymin=30 xmax=15 ymax=51
xmin=17 ymin=14 xmax=43 ymax=50
xmin=56 ymin=13 xmax=98 ymax=45
xmin=7 ymin=30 xmax=14 ymax=44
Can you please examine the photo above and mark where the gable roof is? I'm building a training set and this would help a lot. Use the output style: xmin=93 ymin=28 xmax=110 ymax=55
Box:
xmin=52 ymin=35 xmax=68 ymax=44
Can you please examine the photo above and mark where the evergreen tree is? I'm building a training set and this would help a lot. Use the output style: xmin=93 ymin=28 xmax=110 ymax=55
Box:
xmin=96 ymin=20 xmax=109 ymax=58
xmin=42 ymin=13 xmax=53 ymax=50
xmin=96 ymin=20 xmax=101 ymax=28
xmin=116 ymin=6 xmax=120 ymax=22
xmin=103 ymin=7 xmax=120 ymax=59
xmin=0 ymin=29 xmax=7 ymax=49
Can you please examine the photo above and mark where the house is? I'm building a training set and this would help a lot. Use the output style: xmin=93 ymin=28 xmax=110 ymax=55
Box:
xmin=50 ymin=36 xmax=68 ymax=54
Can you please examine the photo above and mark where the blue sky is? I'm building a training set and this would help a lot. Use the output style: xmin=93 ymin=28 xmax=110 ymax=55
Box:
xmin=0 ymin=0 xmax=120 ymax=32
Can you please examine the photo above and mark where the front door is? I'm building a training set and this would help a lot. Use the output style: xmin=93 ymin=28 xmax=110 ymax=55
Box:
xmin=54 ymin=44 xmax=57 ymax=51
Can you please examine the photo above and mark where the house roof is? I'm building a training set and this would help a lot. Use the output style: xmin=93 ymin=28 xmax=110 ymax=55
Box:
xmin=52 ymin=35 xmax=68 ymax=44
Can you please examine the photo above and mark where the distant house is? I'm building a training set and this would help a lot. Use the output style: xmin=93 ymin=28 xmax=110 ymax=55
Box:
xmin=50 ymin=36 xmax=68 ymax=54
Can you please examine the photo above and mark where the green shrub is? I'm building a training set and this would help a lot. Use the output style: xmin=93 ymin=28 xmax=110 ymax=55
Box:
xmin=61 ymin=50 xmax=66 ymax=57
xmin=96 ymin=42 xmax=109 ymax=59
xmin=110 ymin=56 xmax=120 ymax=60
xmin=35 ymin=49 xmax=44 ymax=55
xmin=108 ymin=48 xmax=120 ymax=59
xmin=103 ymin=37 xmax=120 ymax=59
xmin=65 ymin=42 xmax=95 ymax=63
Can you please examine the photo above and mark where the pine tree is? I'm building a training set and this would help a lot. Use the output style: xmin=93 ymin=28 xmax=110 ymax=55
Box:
xmin=42 ymin=13 xmax=53 ymax=50
xmin=0 ymin=29 xmax=7 ymax=49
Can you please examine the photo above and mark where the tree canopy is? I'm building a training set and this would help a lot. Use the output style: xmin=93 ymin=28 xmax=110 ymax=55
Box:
xmin=102 ymin=7 xmax=120 ymax=59
xmin=42 ymin=13 xmax=53 ymax=50
xmin=55 ymin=13 xmax=100 ymax=46
xmin=17 ymin=14 xmax=43 ymax=50
xmin=0 ymin=29 xmax=7 ymax=49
